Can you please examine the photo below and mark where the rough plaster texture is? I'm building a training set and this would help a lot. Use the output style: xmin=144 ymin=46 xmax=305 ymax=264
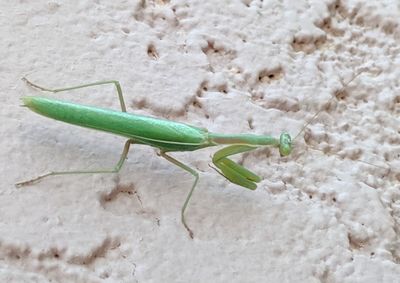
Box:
xmin=1 ymin=0 xmax=400 ymax=282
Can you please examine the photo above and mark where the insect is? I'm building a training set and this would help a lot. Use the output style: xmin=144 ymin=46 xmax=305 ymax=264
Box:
xmin=16 ymin=77 xmax=293 ymax=238
xmin=16 ymin=71 xmax=368 ymax=238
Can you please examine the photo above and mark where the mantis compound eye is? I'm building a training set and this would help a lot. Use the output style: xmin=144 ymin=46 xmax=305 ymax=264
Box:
xmin=279 ymin=132 xmax=292 ymax=157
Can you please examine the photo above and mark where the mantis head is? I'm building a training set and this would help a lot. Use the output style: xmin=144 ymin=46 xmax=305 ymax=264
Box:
xmin=279 ymin=132 xmax=292 ymax=157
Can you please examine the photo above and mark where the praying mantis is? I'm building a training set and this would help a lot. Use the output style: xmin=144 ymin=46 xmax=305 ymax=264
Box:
xmin=16 ymin=71 xmax=364 ymax=238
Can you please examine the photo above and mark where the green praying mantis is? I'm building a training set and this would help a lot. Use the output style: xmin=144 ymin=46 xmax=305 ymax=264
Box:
xmin=16 ymin=71 xmax=364 ymax=238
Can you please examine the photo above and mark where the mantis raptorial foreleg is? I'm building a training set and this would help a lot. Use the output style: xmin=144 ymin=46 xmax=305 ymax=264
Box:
xmin=159 ymin=151 xmax=199 ymax=239
xmin=212 ymin=145 xmax=262 ymax=190
xmin=16 ymin=139 xmax=135 ymax=187
xmin=22 ymin=77 xmax=127 ymax=112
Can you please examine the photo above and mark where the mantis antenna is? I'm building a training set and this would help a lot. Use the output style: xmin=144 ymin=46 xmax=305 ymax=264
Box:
xmin=292 ymin=69 xmax=365 ymax=142
xmin=291 ymin=68 xmax=392 ymax=172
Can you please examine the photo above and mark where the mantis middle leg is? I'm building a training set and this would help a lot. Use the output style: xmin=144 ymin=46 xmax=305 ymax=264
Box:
xmin=159 ymin=151 xmax=199 ymax=239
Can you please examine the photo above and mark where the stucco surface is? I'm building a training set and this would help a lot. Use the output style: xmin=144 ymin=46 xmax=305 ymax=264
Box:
xmin=1 ymin=1 xmax=399 ymax=282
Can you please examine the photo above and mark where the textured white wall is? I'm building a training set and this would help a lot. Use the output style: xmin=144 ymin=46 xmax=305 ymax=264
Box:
xmin=1 ymin=1 xmax=399 ymax=282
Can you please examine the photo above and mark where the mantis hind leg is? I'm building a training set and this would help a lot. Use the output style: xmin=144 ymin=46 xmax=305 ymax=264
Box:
xmin=16 ymin=139 xmax=135 ymax=187
xmin=159 ymin=151 xmax=199 ymax=239
xmin=22 ymin=77 xmax=127 ymax=112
